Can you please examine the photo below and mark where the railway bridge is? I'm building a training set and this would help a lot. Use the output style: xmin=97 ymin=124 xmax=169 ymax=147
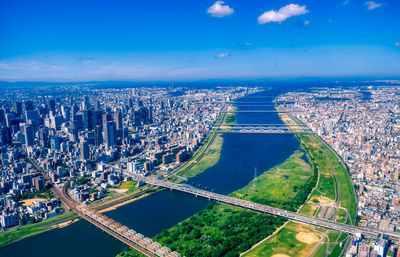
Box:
xmin=26 ymin=156 xmax=180 ymax=257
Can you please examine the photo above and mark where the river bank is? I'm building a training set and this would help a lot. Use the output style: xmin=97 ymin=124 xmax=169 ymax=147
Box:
xmin=242 ymin=112 xmax=357 ymax=257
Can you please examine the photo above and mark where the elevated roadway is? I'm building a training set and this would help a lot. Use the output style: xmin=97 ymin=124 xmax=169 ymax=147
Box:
xmin=131 ymin=175 xmax=400 ymax=242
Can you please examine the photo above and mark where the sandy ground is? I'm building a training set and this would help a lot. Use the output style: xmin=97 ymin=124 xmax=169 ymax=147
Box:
xmin=55 ymin=218 xmax=79 ymax=228
xmin=271 ymin=254 xmax=291 ymax=257
xmin=108 ymin=188 xmax=129 ymax=194
xmin=296 ymin=232 xmax=319 ymax=244
xmin=99 ymin=193 xmax=149 ymax=213
xmin=20 ymin=198 xmax=48 ymax=206
xmin=317 ymin=196 xmax=334 ymax=205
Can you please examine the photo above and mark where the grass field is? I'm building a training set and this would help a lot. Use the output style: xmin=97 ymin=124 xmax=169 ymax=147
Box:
xmin=115 ymin=149 xmax=315 ymax=257
xmin=231 ymin=150 xmax=313 ymax=208
xmin=242 ymin=131 xmax=356 ymax=257
xmin=119 ymin=181 xmax=137 ymax=190
xmin=243 ymin=222 xmax=321 ymax=257
xmin=244 ymin=112 xmax=357 ymax=257
xmin=0 ymin=212 xmax=76 ymax=247
xmin=177 ymin=134 xmax=223 ymax=179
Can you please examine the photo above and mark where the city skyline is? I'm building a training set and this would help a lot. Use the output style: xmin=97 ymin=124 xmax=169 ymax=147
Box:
xmin=1 ymin=0 xmax=400 ymax=82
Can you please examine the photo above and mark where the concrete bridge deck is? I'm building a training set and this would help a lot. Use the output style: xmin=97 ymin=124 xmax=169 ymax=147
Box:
xmin=132 ymin=175 xmax=400 ymax=242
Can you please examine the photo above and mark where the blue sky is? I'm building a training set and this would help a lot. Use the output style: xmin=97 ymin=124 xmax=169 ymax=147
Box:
xmin=0 ymin=0 xmax=399 ymax=81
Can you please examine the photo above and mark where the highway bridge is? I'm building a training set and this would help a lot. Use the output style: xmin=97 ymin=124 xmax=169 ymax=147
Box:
xmin=223 ymin=110 xmax=303 ymax=113
xmin=26 ymin=157 xmax=180 ymax=257
xmin=214 ymin=129 xmax=314 ymax=135
xmin=213 ymin=125 xmax=314 ymax=135
xmin=132 ymin=175 xmax=400 ymax=242
xmin=215 ymin=123 xmax=308 ymax=127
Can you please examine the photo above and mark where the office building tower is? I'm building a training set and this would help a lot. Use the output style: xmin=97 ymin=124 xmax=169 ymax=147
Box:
xmin=24 ymin=125 xmax=35 ymax=146
xmin=80 ymin=140 xmax=90 ymax=160
xmin=103 ymin=121 xmax=116 ymax=148
xmin=13 ymin=102 xmax=23 ymax=116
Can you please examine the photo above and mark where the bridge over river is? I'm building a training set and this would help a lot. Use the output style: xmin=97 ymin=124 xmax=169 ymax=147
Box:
xmin=131 ymin=175 xmax=400 ymax=242
xmin=26 ymin=156 xmax=180 ymax=257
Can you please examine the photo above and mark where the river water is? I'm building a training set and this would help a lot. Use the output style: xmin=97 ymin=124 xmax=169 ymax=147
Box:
xmin=0 ymin=89 xmax=300 ymax=257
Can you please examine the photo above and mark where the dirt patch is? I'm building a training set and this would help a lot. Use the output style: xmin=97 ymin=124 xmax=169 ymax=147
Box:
xmin=109 ymin=188 xmax=129 ymax=193
xmin=314 ymin=196 xmax=334 ymax=205
xmin=99 ymin=193 xmax=149 ymax=213
xmin=55 ymin=218 xmax=79 ymax=228
xmin=296 ymin=232 xmax=319 ymax=244
xmin=20 ymin=198 xmax=48 ymax=206
xmin=271 ymin=254 xmax=290 ymax=257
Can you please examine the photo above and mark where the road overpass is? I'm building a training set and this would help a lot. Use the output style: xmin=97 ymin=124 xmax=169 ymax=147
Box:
xmin=131 ymin=175 xmax=400 ymax=242
xmin=215 ymin=123 xmax=308 ymax=127
xmin=223 ymin=110 xmax=303 ymax=113
xmin=213 ymin=126 xmax=314 ymax=135
xmin=214 ymin=130 xmax=314 ymax=135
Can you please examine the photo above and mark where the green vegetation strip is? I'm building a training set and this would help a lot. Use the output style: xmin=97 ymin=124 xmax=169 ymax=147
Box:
xmin=0 ymin=212 xmax=76 ymax=247
xmin=242 ymin=132 xmax=356 ymax=257
xmin=177 ymin=134 xmax=223 ymax=179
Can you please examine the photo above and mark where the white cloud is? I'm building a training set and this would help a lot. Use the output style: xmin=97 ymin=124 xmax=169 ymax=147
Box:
xmin=304 ymin=20 xmax=310 ymax=25
xmin=395 ymin=42 xmax=400 ymax=47
xmin=0 ymin=60 xmax=64 ymax=71
xmin=343 ymin=0 xmax=351 ymax=6
xmin=258 ymin=4 xmax=309 ymax=24
xmin=207 ymin=1 xmax=234 ymax=17
xmin=364 ymin=1 xmax=382 ymax=10
xmin=215 ymin=52 xmax=230 ymax=58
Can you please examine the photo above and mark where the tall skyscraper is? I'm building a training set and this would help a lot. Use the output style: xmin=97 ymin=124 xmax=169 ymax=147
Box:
xmin=23 ymin=101 xmax=34 ymax=112
xmin=80 ymin=140 xmax=90 ymax=160
xmin=69 ymin=120 xmax=79 ymax=142
xmin=24 ymin=125 xmax=35 ymax=147
xmin=103 ymin=121 xmax=116 ymax=148
xmin=48 ymin=99 xmax=56 ymax=113
xmin=95 ymin=125 xmax=103 ymax=146
xmin=0 ymin=125 xmax=12 ymax=146
xmin=114 ymin=110 xmax=123 ymax=130
xmin=13 ymin=102 xmax=22 ymax=116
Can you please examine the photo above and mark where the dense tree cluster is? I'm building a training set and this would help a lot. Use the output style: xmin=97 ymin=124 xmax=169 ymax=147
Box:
xmin=154 ymin=202 xmax=286 ymax=257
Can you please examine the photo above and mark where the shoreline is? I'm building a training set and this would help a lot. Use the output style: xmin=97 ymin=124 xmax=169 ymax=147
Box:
xmin=99 ymin=193 xmax=150 ymax=213
xmin=241 ymin=105 xmax=355 ymax=257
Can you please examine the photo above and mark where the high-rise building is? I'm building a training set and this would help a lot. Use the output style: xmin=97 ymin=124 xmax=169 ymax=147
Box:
xmin=69 ymin=120 xmax=79 ymax=142
xmin=95 ymin=125 xmax=103 ymax=146
xmin=24 ymin=125 xmax=35 ymax=146
xmin=61 ymin=105 xmax=70 ymax=121
xmin=23 ymin=101 xmax=34 ymax=111
xmin=0 ymin=109 xmax=5 ymax=125
xmin=48 ymin=99 xmax=56 ymax=113
xmin=38 ymin=127 xmax=49 ymax=148
xmin=25 ymin=110 xmax=40 ymax=126
xmin=13 ymin=102 xmax=23 ymax=116
xmin=0 ymin=125 xmax=12 ymax=146
xmin=103 ymin=121 xmax=116 ymax=148
xmin=33 ymin=177 xmax=45 ymax=191
xmin=80 ymin=140 xmax=90 ymax=160
xmin=50 ymin=136 xmax=60 ymax=151
xmin=114 ymin=110 xmax=123 ymax=130
xmin=50 ymin=115 xmax=63 ymax=130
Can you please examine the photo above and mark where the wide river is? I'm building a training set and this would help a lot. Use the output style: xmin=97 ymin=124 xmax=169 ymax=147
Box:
xmin=0 ymin=88 xmax=301 ymax=257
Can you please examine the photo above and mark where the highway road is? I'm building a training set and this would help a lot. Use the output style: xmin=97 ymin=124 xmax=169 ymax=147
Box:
xmin=132 ymin=175 xmax=400 ymax=242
